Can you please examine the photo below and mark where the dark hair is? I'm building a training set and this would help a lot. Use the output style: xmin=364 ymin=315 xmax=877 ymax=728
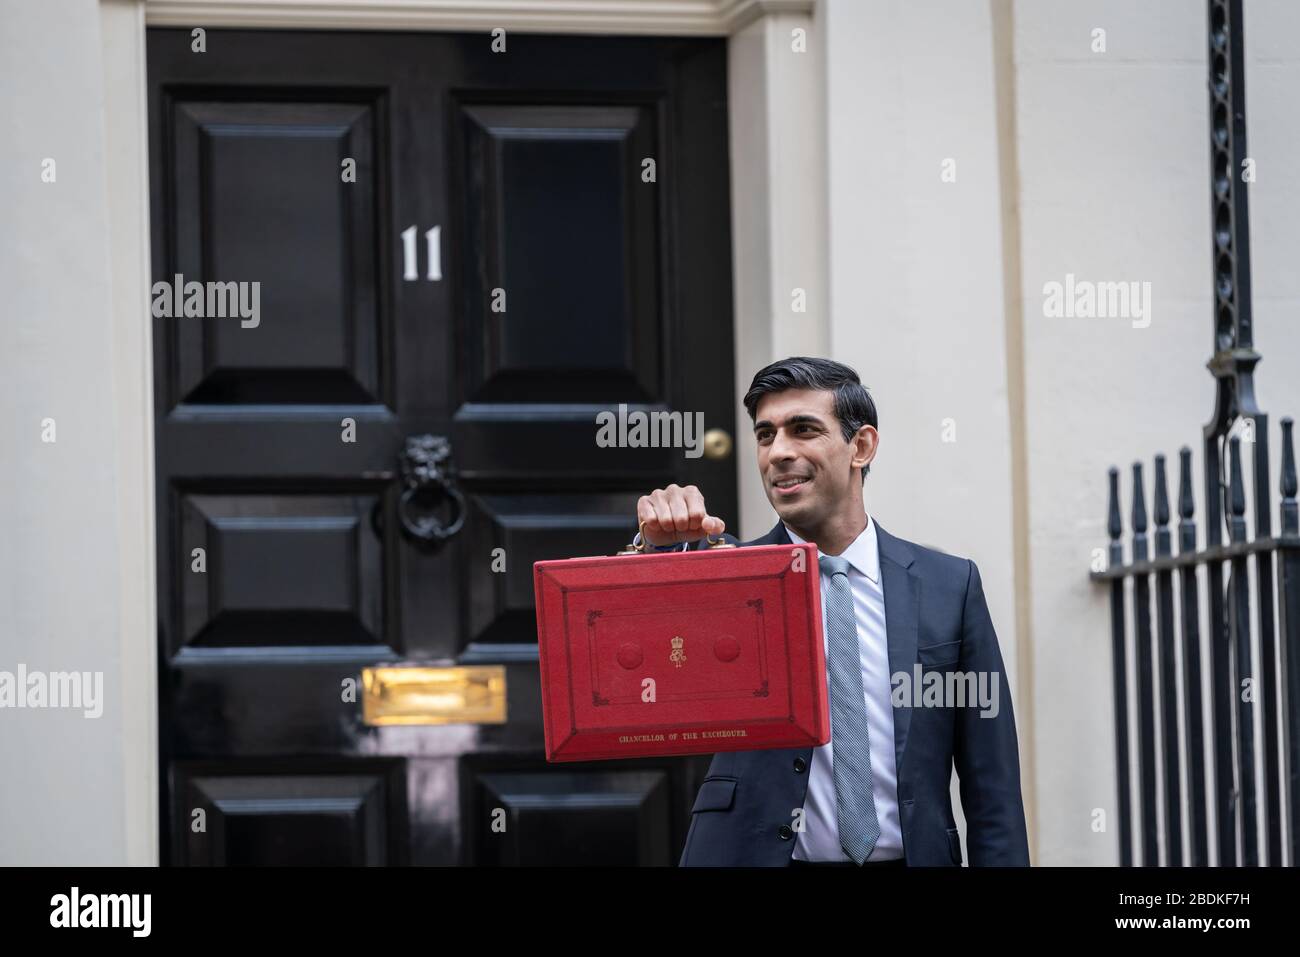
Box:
xmin=742 ymin=356 xmax=878 ymax=484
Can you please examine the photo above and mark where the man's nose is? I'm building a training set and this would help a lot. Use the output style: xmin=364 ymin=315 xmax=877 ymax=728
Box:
xmin=768 ymin=428 xmax=798 ymax=463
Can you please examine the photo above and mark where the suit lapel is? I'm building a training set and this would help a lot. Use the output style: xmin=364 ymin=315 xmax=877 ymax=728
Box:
xmin=874 ymin=520 xmax=919 ymax=773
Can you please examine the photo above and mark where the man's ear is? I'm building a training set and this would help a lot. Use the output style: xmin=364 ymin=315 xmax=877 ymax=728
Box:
xmin=851 ymin=424 xmax=878 ymax=473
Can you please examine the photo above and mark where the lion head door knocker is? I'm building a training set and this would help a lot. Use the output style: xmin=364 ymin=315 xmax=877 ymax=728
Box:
xmin=393 ymin=434 xmax=466 ymax=551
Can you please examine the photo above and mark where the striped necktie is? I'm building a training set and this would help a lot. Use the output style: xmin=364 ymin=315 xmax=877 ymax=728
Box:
xmin=819 ymin=553 xmax=881 ymax=864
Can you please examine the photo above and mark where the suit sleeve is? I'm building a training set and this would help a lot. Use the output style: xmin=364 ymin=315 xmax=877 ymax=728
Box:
xmin=953 ymin=559 xmax=1031 ymax=865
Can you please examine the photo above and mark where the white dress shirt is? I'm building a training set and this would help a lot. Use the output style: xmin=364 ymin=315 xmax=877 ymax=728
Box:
xmin=787 ymin=514 xmax=904 ymax=862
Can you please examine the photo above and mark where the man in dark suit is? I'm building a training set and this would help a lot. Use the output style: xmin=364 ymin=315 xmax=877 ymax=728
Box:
xmin=633 ymin=357 xmax=1030 ymax=867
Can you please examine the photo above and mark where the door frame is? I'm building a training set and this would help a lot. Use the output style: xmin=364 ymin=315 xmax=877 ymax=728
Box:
xmin=103 ymin=0 xmax=828 ymax=865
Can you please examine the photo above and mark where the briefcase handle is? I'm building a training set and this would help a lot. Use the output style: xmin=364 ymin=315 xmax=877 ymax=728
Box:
xmin=617 ymin=520 xmax=735 ymax=555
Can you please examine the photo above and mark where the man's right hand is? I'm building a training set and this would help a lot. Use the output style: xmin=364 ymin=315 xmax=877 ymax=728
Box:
xmin=636 ymin=484 xmax=725 ymax=547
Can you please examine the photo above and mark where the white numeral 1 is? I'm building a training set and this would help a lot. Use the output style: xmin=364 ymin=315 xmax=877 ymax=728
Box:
xmin=426 ymin=226 xmax=441 ymax=281
xmin=401 ymin=225 xmax=418 ymax=280
xmin=401 ymin=225 xmax=442 ymax=282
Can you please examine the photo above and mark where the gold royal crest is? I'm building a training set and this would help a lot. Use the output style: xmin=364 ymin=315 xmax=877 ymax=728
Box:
xmin=669 ymin=636 xmax=686 ymax=668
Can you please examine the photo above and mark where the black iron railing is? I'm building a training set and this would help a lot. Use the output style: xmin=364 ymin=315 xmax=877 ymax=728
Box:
xmin=1090 ymin=0 xmax=1300 ymax=867
xmin=1094 ymin=434 xmax=1300 ymax=866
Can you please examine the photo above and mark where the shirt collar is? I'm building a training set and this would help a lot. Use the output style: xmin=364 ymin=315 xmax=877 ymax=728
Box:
xmin=784 ymin=513 xmax=880 ymax=584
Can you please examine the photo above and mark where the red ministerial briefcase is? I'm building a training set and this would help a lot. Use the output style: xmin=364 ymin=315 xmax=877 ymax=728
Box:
xmin=533 ymin=536 xmax=829 ymax=762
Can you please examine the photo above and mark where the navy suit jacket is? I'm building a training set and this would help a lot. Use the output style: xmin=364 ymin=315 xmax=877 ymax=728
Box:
xmin=678 ymin=518 xmax=1031 ymax=866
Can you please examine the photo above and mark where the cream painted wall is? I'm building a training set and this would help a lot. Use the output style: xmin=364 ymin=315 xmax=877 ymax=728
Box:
xmin=1247 ymin=2 xmax=1300 ymax=419
xmin=0 ymin=0 xmax=157 ymax=865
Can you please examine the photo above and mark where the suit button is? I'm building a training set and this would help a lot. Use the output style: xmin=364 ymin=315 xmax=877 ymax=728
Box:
xmin=778 ymin=825 xmax=793 ymax=840
xmin=793 ymin=758 xmax=807 ymax=773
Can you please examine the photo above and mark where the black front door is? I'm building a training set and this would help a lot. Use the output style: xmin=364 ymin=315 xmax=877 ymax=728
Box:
xmin=148 ymin=28 xmax=736 ymax=865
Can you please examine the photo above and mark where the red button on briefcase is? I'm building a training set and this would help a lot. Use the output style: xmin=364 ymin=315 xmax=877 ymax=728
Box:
xmin=534 ymin=537 xmax=829 ymax=762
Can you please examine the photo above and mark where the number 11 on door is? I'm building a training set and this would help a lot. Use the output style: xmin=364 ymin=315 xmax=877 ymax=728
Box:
xmin=401 ymin=225 xmax=441 ymax=281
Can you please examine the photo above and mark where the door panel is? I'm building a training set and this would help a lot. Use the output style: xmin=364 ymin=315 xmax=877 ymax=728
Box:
xmin=455 ymin=102 xmax=660 ymax=401
xmin=176 ymin=491 xmax=389 ymax=651
xmin=468 ymin=768 xmax=673 ymax=866
xmin=174 ymin=761 xmax=408 ymax=866
xmin=166 ymin=97 xmax=384 ymax=405
xmin=149 ymin=28 xmax=735 ymax=866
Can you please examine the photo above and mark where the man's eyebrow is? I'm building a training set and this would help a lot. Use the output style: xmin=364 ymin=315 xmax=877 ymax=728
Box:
xmin=753 ymin=414 xmax=827 ymax=433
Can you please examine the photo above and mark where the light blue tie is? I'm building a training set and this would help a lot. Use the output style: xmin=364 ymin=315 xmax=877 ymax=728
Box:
xmin=820 ymin=554 xmax=881 ymax=865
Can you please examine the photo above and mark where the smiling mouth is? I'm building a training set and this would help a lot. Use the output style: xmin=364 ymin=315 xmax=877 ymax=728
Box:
xmin=772 ymin=476 xmax=811 ymax=493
